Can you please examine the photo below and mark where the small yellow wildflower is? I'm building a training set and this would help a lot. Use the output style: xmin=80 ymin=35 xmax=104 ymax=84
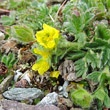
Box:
xmin=32 ymin=59 xmax=50 ymax=75
xmin=33 ymin=48 xmax=51 ymax=58
xmin=50 ymin=71 xmax=60 ymax=78
xmin=36 ymin=24 xmax=60 ymax=49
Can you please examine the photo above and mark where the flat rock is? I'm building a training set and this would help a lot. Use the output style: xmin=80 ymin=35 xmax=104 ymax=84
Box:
xmin=3 ymin=88 xmax=44 ymax=101
xmin=37 ymin=92 xmax=58 ymax=106
xmin=0 ymin=75 xmax=13 ymax=93
xmin=1 ymin=99 xmax=60 ymax=110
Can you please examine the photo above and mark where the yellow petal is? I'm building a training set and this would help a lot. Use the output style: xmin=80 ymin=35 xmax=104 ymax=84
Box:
xmin=46 ymin=41 xmax=55 ymax=49
xmin=33 ymin=48 xmax=50 ymax=58
xmin=50 ymin=71 xmax=60 ymax=78
xmin=35 ymin=24 xmax=60 ymax=49
xmin=32 ymin=59 xmax=50 ymax=75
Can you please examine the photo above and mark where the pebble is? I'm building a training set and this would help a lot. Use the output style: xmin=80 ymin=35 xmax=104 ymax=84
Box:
xmin=59 ymin=97 xmax=73 ymax=108
xmin=59 ymin=81 xmax=69 ymax=98
xmin=1 ymin=99 xmax=60 ymax=110
xmin=3 ymin=88 xmax=44 ymax=101
xmin=0 ymin=32 xmax=5 ymax=40
xmin=37 ymin=92 xmax=58 ymax=106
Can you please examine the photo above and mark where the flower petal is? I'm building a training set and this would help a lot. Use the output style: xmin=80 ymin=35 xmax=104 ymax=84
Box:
xmin=33 ymin=48 xmax=50 ymax=58
xmin=50 ymin=71 xmax=60 ymax=78
xmin=35 ymin=24 xmax=60 ymax=49
xmin=32 ymin=59 xmax=50 ymax=75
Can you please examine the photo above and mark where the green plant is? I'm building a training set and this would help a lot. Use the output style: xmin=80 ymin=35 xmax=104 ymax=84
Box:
xmin=0 ymin=0 xmax=61 ymax=33
xmin=71 ymin=87 xmax=93 ymax=108
xmin=1 ymin=52 xmax=18 ymax=69
xmin=1 ymin=0 xmax=110 ymax=109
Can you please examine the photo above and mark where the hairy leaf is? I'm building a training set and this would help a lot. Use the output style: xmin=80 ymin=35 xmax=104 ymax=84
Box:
xmin=74 ymin=58 xmax=88 ymax=78
xmin=87 ymin=71 xmax=101 ymax=83
xmin=1 ymin=12 xmax=16 ymax=26
xmin=96 ymin=23 xmax=110 ymax=40
xmin=93 ymin=87 xmax=106 ymax=101
xmin=101 ymin=48 xmax=110 ymax=68
xmin=71 ymin=87 xmax=93 ymax=108
xmin=11 ymin=25 xmax=35 ymax=42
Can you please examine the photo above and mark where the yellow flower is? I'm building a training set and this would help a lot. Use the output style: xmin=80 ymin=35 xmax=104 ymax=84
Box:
xmin=50 ymin=71 xmax=60 ymax=78
xmin=32 ymin=58 xmax=50 ymax=75
xmin=33 ymin=48 xmax=51 ymax=58
xmin=36 ymin=24 xmax=60 ymax=49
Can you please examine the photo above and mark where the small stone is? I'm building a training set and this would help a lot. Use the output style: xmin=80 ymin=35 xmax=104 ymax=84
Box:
xmin=58 ymin=86 xmax=63 ymax=91
xmin=1 ymin=99 xmax=60 ymax=110
xmin=0 ymin=75 xmax=13 ymax=93
xmin=58 ymin=104 xmax=68 ymax=110
xmin=59 ymin=97 xmax=73 ymax=107
xmin=37 ymin=92 xmax=58 ymax=106
xmin=15 ymin=79 xmax=28 ymax=88
xmin=0 ymin=32 xmax=5 ymax=40
xmin=3 ymin=88 xmax=44 ymax=101
xmin=59 ymin=81 xmax=69 ymax=98
xmin=14 ymin=69 xmax=22 ymax=82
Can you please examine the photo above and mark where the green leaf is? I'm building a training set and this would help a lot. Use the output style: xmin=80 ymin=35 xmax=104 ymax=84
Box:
xmin=97 ymin=100 xmax=103 ymax=110
xmin=1 ymin=55 xmax=7 ymax=64
xmin=98 ymin=2 xmax=106 ymax=12
xmin=71 ymin=87 xmax=93 ymax=108
xmin=104 ymin=93 xmax=110 ymax=108
xmin=87 ymin=71 xmax=101 ymax=83
xmin=96 ymin=23 xmax=110 ymax=40
xmin=85 ymin=38 xmax=108 ymax=50
xmin=6 ymin=53 xmax=14 ymax=66
xmin=75 ymin=32 xmax=87 ymax=44
xmin=1 ymin=12 xmax=15 ymax=26
xmin=86 ymin=50 xmax=98 ymax=69
xmin=9 ymin=0 xmax=22 ymax=8
xmin=106 ymin=0 xmax=110 ymax=10
xmin=11 ymin=25 xmax=36 ymax=42
xmin=1 ymin=53 xmax=18 ymax=69
xmin=74 ymin=58 xmax=88 ymax=78
xmin=93 ymin=87 xmax=106 ymax=101
xmin=63 ymin=1 xmax=94 ymax=35
xmin=101 ymin=48 xmax=110 ymax=68
xmin=34 ymin=98 xmax=41 ymax=104
xmin=66 ymin=51 xmax=86 ymax=60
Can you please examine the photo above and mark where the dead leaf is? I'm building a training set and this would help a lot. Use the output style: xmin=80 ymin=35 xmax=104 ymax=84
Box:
xmin=1 ymin=40 xmax=17 ymax=53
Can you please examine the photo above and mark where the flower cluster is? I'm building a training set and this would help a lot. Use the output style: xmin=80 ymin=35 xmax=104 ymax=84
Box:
xmin=32 ymin=24 xmax=60 ymax=76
